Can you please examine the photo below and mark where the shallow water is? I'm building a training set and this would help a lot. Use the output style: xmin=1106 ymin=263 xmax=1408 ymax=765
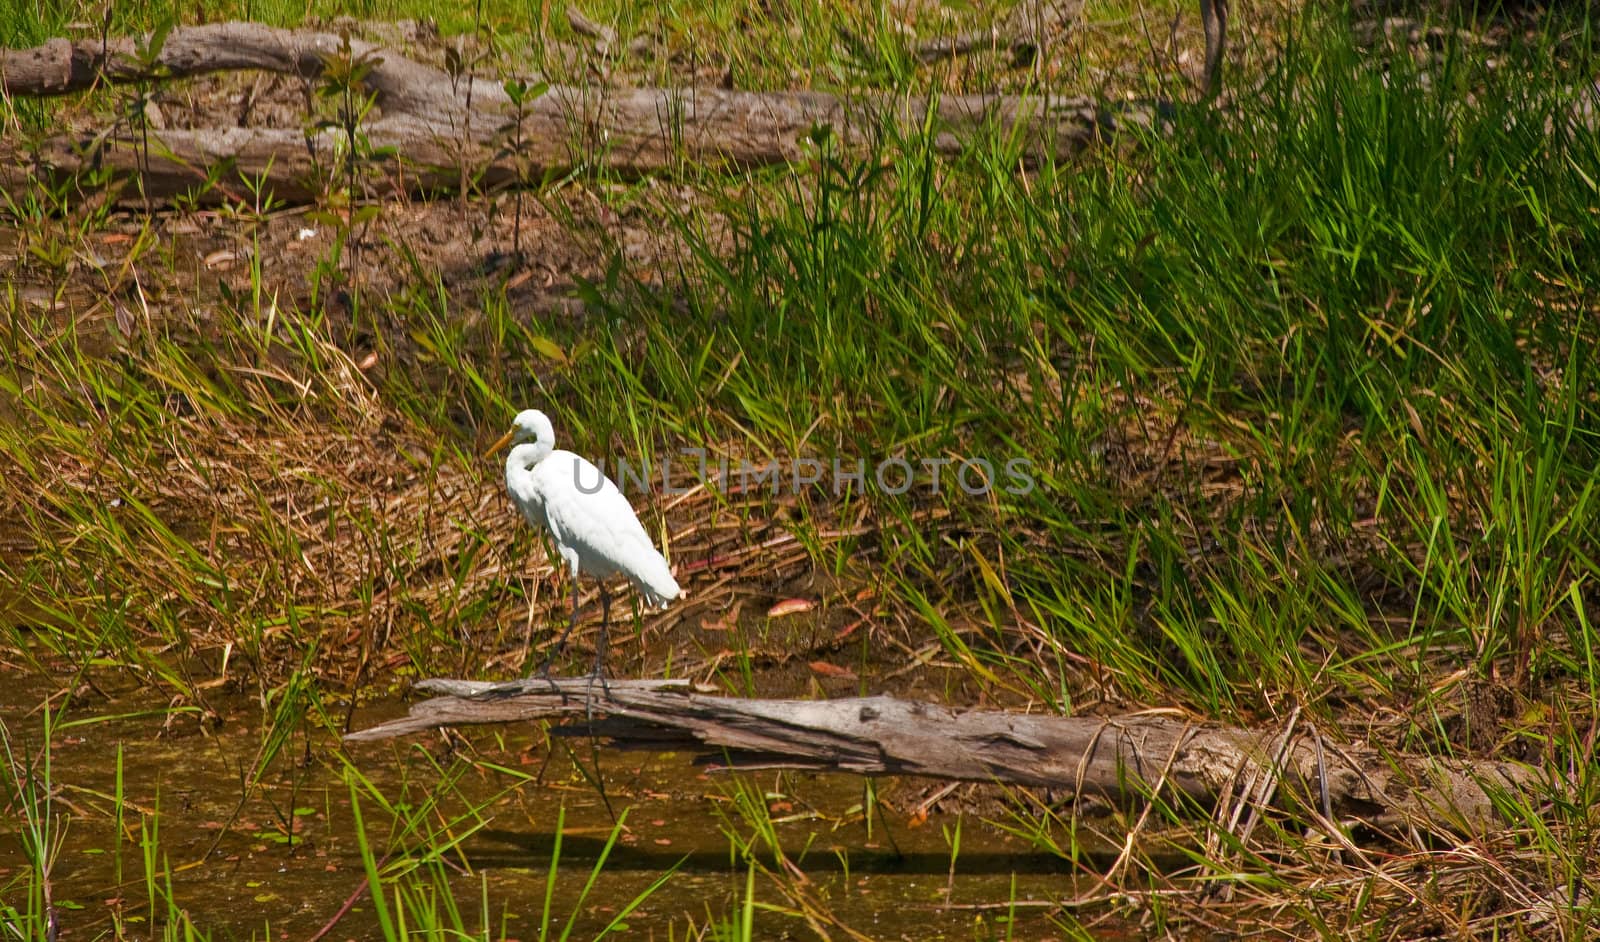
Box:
xmin=0 ymin=666 xmax=1129 ymax=941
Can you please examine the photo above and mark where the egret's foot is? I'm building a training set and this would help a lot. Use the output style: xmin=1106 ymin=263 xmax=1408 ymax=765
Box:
xmin=583 ymin=665 xmax=612 ymax=725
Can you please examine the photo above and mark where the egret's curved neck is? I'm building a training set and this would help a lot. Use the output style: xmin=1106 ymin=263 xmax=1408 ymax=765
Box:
xmin=507 ymin=439 xmax=552 ymax=475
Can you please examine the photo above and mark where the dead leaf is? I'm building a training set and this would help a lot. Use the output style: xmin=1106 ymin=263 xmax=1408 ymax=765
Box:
xmin=767 ymin=598 xmax=814 ymax=618
xmin=834 ymin=616 xmax=868 ymax=641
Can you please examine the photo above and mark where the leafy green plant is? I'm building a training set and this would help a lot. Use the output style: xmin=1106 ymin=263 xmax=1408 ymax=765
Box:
xmin=307 ymin=32 xmax=388 ymax=304
xmin=125 ymin=14 xmax=175 ymax=212
xmin=499 ymin=77 xmax=551 ymax=258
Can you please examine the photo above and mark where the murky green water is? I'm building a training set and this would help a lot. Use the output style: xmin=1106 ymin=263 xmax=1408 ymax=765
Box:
xmin=1 ymin=666 xmax=1122 ymax=941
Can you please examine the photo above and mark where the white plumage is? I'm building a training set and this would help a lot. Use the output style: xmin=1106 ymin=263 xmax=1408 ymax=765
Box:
xmin=487 ymin=409 xmax=681 ymax=676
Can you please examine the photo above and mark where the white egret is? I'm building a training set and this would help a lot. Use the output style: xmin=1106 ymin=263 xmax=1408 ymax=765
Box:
xmin=485 ymin=409 xmax=682 ymax=679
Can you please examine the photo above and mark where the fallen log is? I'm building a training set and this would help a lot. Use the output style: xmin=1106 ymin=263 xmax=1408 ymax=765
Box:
xmin=348 ymin=677 xmax=1537 ymax=832
xmin=0 ymin=22 xmax=1157 ymax=206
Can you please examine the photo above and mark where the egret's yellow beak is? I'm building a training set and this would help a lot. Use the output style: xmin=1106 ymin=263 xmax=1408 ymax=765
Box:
xmin=482 ymin=427 xmax=516 ymax=460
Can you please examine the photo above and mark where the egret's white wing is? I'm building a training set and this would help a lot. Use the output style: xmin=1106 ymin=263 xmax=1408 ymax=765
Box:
xmin=532 ymin=450 xmax=679 ymax=604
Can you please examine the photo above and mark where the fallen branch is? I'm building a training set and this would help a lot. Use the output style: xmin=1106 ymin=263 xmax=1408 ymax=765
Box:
xmin=348 ymin=677 xmax=1537 ymax=832
xmin=1199 ymin=0 xmax=1228 ymax=100
xmin=564 ymin=4 xmax=616 ymax=57
xmin=0 ymin=22 xmax=1152 ymax=206
xmin=911 ymin=0 xmax=1083 ymax=66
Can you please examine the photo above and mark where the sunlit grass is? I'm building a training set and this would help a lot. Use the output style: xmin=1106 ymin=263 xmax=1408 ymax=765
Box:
xmin=3 ymin=0 xmax=1600 ymax=938
xmin=542 ymin=10 xmax=1600 ymax=723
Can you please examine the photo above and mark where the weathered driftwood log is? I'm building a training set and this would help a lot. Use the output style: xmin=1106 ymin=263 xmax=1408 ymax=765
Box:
xmin=0 ymin=22 xmax=1156 ymax=205
xmin=347 ymin=677 xmax=1536 ymax=831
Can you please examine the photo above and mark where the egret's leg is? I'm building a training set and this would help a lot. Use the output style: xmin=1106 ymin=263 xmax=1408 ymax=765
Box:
xmin=585 ymin=585 xmax=612 ymax=723
xmin=534 ymin=569 xmax=582 ymax=679
xmin=590 ymin=586 xmax=612 ymax=680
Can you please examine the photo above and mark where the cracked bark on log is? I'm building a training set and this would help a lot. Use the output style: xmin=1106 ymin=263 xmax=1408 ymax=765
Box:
xmin=347 ymin=677 xmax=1536 ymax=832
xmin=0 ymin=22 xmax=1153 ymax=206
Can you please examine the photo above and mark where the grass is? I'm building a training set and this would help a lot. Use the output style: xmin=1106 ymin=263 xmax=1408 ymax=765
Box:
xmin=4 ymin=0 xmax=1600 ymax=937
